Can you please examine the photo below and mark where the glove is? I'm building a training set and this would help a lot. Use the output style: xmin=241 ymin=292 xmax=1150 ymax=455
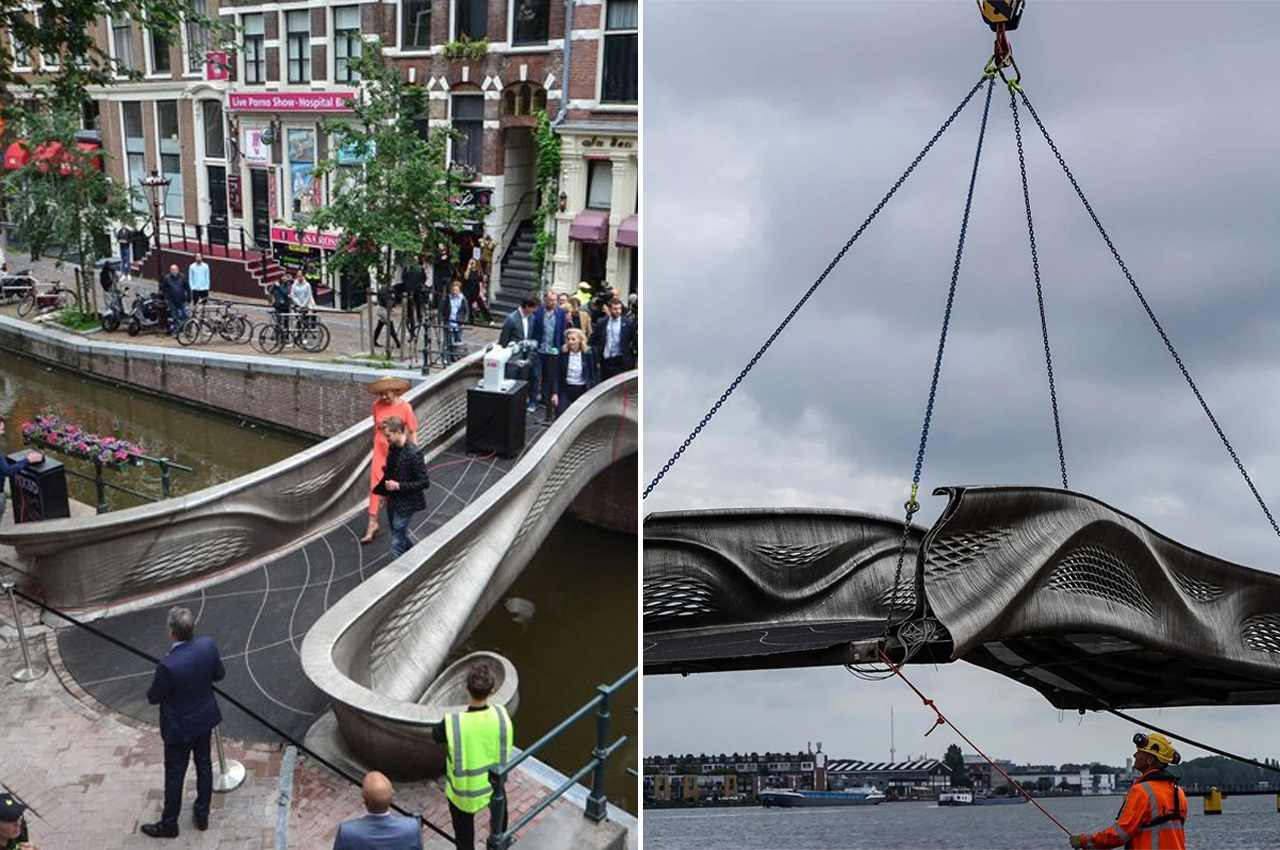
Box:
xmin=1068 ymin=835 xmax=1083 ymax=849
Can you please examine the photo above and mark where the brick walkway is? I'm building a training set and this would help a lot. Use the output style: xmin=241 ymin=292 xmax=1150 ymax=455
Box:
xmin=0 ymin=593 xmax=580 ymax=849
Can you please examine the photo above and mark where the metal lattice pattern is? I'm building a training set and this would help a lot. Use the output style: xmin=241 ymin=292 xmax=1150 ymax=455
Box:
xmin=1242 ymin=614 xmax=1280 ymax=654
xmin=279 ymin=466 xmax=340 ymax=499
xmin=878 ymin=583 xmax=916 ymax=611
xmin=418 ymin=389 xmax=469 ymax=447
xmin=121 ymin=534 xmax=254 ymax=590
xmin=1171 ymin=571 xmax=1225 ymax=603
xmin=926 ymin=527 xmax=1010 ymax=578
xmin=754 ymin=542 xmax=836 ymax=567
xmin=513 ymin=438 xmax=605 ymax=541
xmin=643 ymin=579 xmax=718 ymax=623
xmin=368 ymin=544 xmax=470 ymax=685
xmin=1044 ymin=545 xmax=1156 ymax=618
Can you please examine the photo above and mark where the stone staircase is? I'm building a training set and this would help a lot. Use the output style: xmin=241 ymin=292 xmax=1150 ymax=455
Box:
xmin=247 ymin=250 xmax=287 ymax=294
xmin=493 ymin=221 xmax=541 ymax=315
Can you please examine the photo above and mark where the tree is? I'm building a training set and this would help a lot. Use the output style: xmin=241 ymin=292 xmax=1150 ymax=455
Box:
xmin=943 ymin=744 xmax=972 ymax=789
xmin=2 ymin=103 xmax=135 ymax=315
xmin=309 ymin=38 xmax=473 ymax=357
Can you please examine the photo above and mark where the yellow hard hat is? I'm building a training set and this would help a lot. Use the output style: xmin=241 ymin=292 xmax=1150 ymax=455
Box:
xmin=1133 ymin=732 xmax=1180 ymax=765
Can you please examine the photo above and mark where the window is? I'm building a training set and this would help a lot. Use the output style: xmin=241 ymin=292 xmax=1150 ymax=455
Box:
xmin=36 ymin=10 xmax=59 ymax=69
xmin=601 ymin=0 xmax=637 ymax=104
xmin=185 ymin=0 xmax=209 ymax=73
xmin=586 ymin=160 xmax=612 ymax=209
xmin=123 ymin=102 xmax=148 ymax=213
xmin=500 ymin=83 xmax=546 ymax=117
xmin=156 ymin=102 xmax=183 ymax=218
xmin=334 ymin=6 xmax=361 ymax=83
xmin=450 ymin=94 xmax=483 ymax=170
xmin=202 ymin=100 xmax=225 ymax=159
xmin=242 ymin=13 xmax=265 ymax=84
xmin=82 ymin=101 xmax=101 ymax=132
xmin=511 ymin=0 xmax=547 ymax=45
xmin=12 ymin=27 xmax=30 ymax=70
xmin=112 ymin=18 xmax=134 ymax=73
xmin=454 ymin=0 xmax=487 ymax=41
xmin=286 ymin=10 xmax=310 ymax=83
xmin=150 ymin=25 xmax=172 ymax=74
xmin=402 ymin=0 xmax=431 ymax=50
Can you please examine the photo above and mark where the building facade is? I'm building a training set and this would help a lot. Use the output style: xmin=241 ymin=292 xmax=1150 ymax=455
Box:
xmin=6 ymin=0 xmax=637 ymax=305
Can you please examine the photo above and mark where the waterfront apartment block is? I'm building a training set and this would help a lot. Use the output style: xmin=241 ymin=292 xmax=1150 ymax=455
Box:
xmin=2 ymin=0 xmax=637 ymax=306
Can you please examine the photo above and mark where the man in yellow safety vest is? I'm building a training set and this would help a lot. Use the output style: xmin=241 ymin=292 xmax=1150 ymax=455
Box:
xmin=431 ymin=662 xmax=512 ymax=849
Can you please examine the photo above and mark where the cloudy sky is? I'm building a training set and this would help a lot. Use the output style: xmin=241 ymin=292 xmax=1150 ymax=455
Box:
xmin=642 ymin=1 xmax=1280 ymax=770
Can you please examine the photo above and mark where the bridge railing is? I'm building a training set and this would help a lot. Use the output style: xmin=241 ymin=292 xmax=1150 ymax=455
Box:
xmin=300 ymin=373 xmax=638 ymax=778
xmin=488 ymin=667 xmax=637 ymax=849
xmin=0 ymin=356 xmax=482 ymax=611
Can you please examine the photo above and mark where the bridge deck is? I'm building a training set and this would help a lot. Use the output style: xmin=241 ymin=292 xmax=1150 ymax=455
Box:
xmin=57 ymin=420 xmax=547 ymax=743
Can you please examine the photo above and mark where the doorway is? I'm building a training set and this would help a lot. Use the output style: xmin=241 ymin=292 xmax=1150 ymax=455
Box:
xmin=250 ymin=169 xmax=270 ymax=247
xmin=207 ymin=165 xmax=229 ymax=247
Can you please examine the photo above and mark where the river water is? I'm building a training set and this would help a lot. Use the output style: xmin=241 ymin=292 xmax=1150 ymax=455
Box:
xmin=644 ymin=795 xmax=1280 ymax=848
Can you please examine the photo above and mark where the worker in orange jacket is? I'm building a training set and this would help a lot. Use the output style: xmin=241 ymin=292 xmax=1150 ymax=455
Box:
xmin=1069 ymin=732 xmax=1187 ymax=849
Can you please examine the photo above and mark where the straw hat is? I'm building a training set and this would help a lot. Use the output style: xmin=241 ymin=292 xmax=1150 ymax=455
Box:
xmin=366 ymin=376 xmax=411 ymax=395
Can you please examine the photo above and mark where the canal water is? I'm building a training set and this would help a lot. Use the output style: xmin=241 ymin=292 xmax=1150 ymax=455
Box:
xmin=0 ymin=350 xmax=311 ymax=508
xmin=644 ymin=794 xmax=1280 ymax=848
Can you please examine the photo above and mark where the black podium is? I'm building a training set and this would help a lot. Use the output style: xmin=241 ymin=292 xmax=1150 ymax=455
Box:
xmin=9 ymin=453 xmax=70 ymax=522
xmin=466 ymin=381 xmax=529 ymax=457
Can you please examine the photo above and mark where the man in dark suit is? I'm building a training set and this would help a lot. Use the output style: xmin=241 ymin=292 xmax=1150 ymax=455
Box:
xmin=529 ymin=290 xmax=567 ymax=414
xmin=332 ymin=771 xmax=422 ymax=850
xmin=497 ymin=297 xmax=538 ymax=348
xmin=589 ymin=297 xmax=637 ymax=379
xmin=142 ymin=607 xmax=226 ymax=838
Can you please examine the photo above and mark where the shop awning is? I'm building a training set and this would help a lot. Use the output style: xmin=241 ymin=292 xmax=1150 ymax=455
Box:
xmin=3 ymin=142 xmax=29 ymax=171
xmin=615 ymin=214 xmax=638 ymax=248
xmin=569 ymin=209 xmax=610 ymax=244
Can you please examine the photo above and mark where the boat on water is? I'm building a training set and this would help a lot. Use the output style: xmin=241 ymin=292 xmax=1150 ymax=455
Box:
xmin=760 ymin=787 xmax=886 ymax=808
xmin=938 ymin=790 xmax=1029 ymax=806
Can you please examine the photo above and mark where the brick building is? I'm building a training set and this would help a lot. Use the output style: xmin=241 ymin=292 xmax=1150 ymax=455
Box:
xmin=3 ymin=0 xmax=638 ymax=305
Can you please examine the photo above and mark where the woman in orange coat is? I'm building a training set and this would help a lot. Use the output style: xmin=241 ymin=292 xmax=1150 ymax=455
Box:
xmin=361 ymin=376 xmax=418 ymax=544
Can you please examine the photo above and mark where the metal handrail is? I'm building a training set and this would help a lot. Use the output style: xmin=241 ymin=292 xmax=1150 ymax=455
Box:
xmin=487 ymin=667 xmax=637 ymax=849
xmin=23 ymin=435 xmax=194 ymax=513
xmin=499 ymin=190 xmax=537 ymax=267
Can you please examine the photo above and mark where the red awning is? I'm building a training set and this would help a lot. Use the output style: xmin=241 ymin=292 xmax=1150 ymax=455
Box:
xmin=64 ymin=141 xmax=103 ymax=176
xmin=33 ymin=141 xmax=65 ymax=174
xmin=568 ymin=209 xmax=609 ymax=244
xmin=3 ymin=141 xmax=30 ymax=171
xmin=615 ymin=214 xmax=638 ymax=248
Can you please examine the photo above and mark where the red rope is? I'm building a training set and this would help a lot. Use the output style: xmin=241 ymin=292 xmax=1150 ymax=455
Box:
xmin=877 ymin=649 xmax=1071 ymax=834
xmin=427 ymin=452 xmax=495 ymax=473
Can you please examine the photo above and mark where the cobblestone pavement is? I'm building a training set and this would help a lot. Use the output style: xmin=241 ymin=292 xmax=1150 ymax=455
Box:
xmin=0 ymin=593 xmax=578 ymax=849
xmin=2 ymin=255 xmax=501 ymax=368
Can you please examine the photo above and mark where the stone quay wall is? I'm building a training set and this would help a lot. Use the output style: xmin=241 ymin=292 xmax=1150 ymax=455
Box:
xmin=0 ymin=317 xmax=402 ymax=439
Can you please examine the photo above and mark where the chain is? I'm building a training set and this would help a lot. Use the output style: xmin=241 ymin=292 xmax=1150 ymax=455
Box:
xmin=1018 ymin=89 xmax=1280 ymax=540
xmin=885 ymin=76 xmax=998 ymax=636
xmin=1009 ymin=86 xmax=1068 ymax=489
xmin=642 ymin=77 xmax=992 ymax=501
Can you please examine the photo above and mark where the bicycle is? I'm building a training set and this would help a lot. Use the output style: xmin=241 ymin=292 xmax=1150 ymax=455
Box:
xmin=18 ymin=280 xmax=80 ymax=317
xmin=255 ymin=310 xmax=330 ymax=354
xmin=0 ymin=268 xmax=38 ymax=304
xmin=177 ymin=298 xmax=253 ymax=346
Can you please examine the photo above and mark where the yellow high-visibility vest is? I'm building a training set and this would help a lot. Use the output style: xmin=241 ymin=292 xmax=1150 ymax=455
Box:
xmin=445 ymin=705 xmax=513 ymax=814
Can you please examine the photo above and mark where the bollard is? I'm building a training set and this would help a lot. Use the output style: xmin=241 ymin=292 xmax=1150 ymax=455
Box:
xmin=3 ymin=582 xmax=46 ymax=682
xmin=1205 ymin=786 xmax=1222 ymax=815
xmin=584 ymin=684 xmax=612 ymax=823
xmin=212 ymin=726 xmax=246 ymax=792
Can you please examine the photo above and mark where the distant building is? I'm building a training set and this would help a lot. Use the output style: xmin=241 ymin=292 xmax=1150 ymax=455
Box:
xmin=827 ymin=759 xmax=951 ymax=801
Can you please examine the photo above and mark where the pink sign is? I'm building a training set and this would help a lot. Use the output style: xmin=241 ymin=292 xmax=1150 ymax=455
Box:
xmin=204 ymin=51 xmax=229 ymax=82
xmin=271 ymin=226 xmax=342 ymax=251
xmin=228 ymin=92 xmax=355 ymax=113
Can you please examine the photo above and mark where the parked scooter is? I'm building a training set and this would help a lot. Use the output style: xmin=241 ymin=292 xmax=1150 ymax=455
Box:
xmin=97 ymin=260 xmax=127 ymax=332
xmin=126 ymin=289 xmax=169 ymax=336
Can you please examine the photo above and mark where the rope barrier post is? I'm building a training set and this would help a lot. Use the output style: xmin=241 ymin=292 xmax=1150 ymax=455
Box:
xmin=2 ymin=582 xmax=46 ymax=682
xmin=212 ymin=725 xmax=246 ymax=792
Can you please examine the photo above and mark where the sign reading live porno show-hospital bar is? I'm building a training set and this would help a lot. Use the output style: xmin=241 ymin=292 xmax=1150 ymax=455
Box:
xmin=227 ymin=92 xmax=355 ymax=112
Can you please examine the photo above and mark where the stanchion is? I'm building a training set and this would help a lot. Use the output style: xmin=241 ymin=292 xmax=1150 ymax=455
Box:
xmin=2 ymin=582 xmax=46 ymax=682
xmin=212 ymin=725 xmax=246 ymax=792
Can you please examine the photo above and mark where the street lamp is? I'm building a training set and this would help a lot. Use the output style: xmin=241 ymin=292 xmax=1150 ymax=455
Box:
xmin=139 ymin=170 xmax=172 ymax=282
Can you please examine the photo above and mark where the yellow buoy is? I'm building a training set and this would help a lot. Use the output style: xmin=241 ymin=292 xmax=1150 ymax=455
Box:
xmin=1205 ymin=786 xmax=1222 ymax=815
